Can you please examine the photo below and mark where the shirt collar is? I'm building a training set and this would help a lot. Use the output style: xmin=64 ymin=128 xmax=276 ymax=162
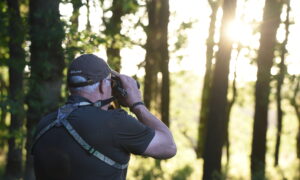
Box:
xmin=66 ymin=95 xmax=92 ymax=104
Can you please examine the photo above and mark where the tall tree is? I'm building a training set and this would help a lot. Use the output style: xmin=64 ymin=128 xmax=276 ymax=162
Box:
xmin=203 ymin=0 xmax=237 ymax=179
xmin=224 ymin=47 xmax=239 ymax=166
xmin=290 ymin=76 xmax=300 ymax=159
xmin=144 ymin=0 xmax=170 ymax=127
xmin=159 ymin=0 xmax=170 ymax=127
xmin=0 ymin=0 xmax=9 ymax=149
xmin=251 ymin=0 xmax=283 ymax=179
xmin=274 ymin=0 xmax=290 ymax=167
xmin=86 ymin=0 xmax=91 ymax=31
xmin=144 ymin=0 xmax=162 ymax=112
xmin=25 ymin=0 xmax=65 ymax=179
xmin=70 ymin=0 xmax=82 ymax=32
xmin=65 ymin=0 xmax=83 ymax=63
xmin=197 ymin=0 xmax=219 ymax=158
xmin=4 ymin=0 xmax=26 ymax=179
xmin=103 ymin=0 xmax=138 ymax=72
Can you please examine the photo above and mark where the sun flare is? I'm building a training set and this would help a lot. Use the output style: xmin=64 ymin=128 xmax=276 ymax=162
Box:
xmin=227 ymin=20 xmax=254 ymax=45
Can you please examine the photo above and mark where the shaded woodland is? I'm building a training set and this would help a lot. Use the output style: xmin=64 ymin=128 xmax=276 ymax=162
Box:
xmin=0 ymin=0 xmax=299 ymax=179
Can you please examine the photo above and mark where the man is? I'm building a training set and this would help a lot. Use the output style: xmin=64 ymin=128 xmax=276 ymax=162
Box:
xmin=31 ymin=54 xmax=176 ymax=180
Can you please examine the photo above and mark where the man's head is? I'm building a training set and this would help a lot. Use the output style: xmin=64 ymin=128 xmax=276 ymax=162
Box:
xmin=67 ymin=54 xmax=112 ymax=101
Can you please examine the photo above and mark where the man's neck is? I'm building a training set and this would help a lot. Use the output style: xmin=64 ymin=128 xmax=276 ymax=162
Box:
xmin=80 ymin=92 xmax=100 ymax=103
xmin=73 ymin=92 xmax=110 ymax=110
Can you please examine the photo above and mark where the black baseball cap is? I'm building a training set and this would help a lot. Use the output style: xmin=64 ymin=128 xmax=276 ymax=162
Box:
xmin=67 ymin=54 xmax=111 ymax=87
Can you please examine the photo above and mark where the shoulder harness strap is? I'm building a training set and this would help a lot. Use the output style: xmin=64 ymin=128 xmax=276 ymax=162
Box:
xmin=31 ymin=102 xmax=128 ymax=170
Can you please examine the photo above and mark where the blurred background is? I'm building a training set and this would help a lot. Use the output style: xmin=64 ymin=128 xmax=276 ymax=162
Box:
xmin=0 ymin=0 xmax=299 ymax=179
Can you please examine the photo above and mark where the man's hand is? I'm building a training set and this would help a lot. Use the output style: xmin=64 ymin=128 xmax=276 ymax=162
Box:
xmin=111 ymin=71 xmax=142 ymax=107
xmin=111 ymin=71 xmax=177 ymax=159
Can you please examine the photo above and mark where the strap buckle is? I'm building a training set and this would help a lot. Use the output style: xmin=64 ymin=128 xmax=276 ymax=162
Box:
xmin=88 ymin=147 xmax=96 ymax=154
xmin=55 ymin=120 xmax=63 ymax=127
xmin=93 ymin=101 xmax=102 ymax=107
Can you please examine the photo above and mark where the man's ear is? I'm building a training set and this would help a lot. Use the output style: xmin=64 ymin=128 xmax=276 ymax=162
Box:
xmin=99 ymin=79 xmax=110 ymax=94
xmin=99 ymin=80 xmax=104 ymax=94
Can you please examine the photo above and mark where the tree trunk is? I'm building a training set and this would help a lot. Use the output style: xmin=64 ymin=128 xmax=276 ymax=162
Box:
xmin=274 ymin=0 xmax=290 ymax=167
xmin=103 ymin=0 xmax=138 ymax=72
xmin=224 ymin=49 xmax=239 ymax=167
xmin=0 ymin=76 xmax=8 ymax=128
xmin=159 ymin=0 xmax=170 ymax=127
xmin=203 ymin=0 xmax=236 ymax=179
xmin=144 ymin=0 xmax=170 ymax=126
xmin=295 ymin=80 xmax=300 ymax=159
xmin=144 ymin=0 xmax=162 ymax=112
xmin=86 ymin=0 xmax=91 ymax=31
xmin=70 ymin=0 xmax=81 ymax=32
xmin=251 ymin=0 xmax=282 ymax=179
xmin=25 ymin=0 xmax=65 ymax=179
xmin=4 ymin=0 xmax=25 ymax=179
xmin=144 ymin=0 xmax=171 ymax=123
xmin=65 ymin=0 xmax=82 ymax=63
xmin=104 ymin=0 xmax=123 ymax=72
xmin=291 ymin=76 xmax=300 ymax=159
xmin=0 ymin=0 xmax=8 ymax=140
xmin=197 ymin=0 xmax=219 ymax=158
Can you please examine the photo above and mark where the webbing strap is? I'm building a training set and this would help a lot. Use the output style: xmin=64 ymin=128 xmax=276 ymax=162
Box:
xmin=33 ymin=120 xmax=60 ymax=144
xmin=60 ymin=118 xmax=128 ymax=169
xmin=31 ymin=103 xmax=128 ymax=170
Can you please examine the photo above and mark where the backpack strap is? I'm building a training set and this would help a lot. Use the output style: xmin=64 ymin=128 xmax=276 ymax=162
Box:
xmin=31 ymin=104 xmax=76 ymax=152
xmin=60 ymin=118 xmax=128 ymax=169
xmin=31 ymin=103 xmax=128 ymax=170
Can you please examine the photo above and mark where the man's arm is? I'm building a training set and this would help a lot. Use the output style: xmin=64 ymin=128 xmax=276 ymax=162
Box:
xmin=112 ymin=71 xmax=177 ymax=159
xmin=131 ymin=105 xmax=176 ymax=159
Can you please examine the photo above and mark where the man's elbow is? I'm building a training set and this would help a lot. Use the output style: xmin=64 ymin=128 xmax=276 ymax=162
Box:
xmin=143 ymin=132 xmax=177 ymax=159
xmin=161 ymin=143 xmax=177 ymax=159
xmin=168 ymin=143 xmax=177 ymax=158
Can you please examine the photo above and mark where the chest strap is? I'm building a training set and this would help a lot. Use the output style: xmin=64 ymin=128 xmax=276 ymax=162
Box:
xmin=31 ymin=103 xmax=128 ymax=170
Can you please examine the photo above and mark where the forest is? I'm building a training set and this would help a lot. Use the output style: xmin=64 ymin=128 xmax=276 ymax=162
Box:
xmin=0 ymin=0 xmax=299 ymax=179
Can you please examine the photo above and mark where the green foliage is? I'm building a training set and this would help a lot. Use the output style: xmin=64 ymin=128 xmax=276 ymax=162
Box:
xmin=169 ymin=20 xmax=196 ymax=62
xmin=0 ymin=93 xmax=24 ymax=148
xmin=64 ymin=28 xmax=106 ymax=63
xmin=101 ymin=0 xmax=139 ymax=17
xmin=0 ymin=1 xmax=9 ymax=66
xmin=128 ymin=157 xmax=194 ymax=180
xmin=122 ymin=0 xmax=139 ymax=14
xmin=174 ymin=21 xmax=194 ymax=51
xmin=0 ymin=163 xmax=4 ymax=178
xmin=102 ymin=0 xmax=139 ymax=37
xmin=133 ymin=162 xmax=164 ymax=180
xmin=211 ymin=170 xmax=226 ymax=180
xmin=0 ymin=88 xmax=8 ymax=129
xmin=171 ymin=165 xmax=193 ymax=180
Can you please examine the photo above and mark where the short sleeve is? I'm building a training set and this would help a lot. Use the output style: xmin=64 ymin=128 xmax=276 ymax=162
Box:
xmin=111 ymin=109 xmax=155 ymax=155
